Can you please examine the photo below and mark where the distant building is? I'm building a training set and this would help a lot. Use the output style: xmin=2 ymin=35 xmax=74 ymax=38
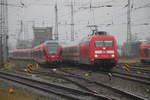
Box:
xmin=32 ymin=27 xmax=53 ymax=46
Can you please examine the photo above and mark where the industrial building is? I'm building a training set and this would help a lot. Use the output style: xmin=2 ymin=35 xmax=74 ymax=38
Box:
xmin=32 ymin=27 xmax=53 ymax=47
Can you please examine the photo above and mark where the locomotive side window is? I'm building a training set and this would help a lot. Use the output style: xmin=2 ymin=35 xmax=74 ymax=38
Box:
xmin=95 ymin=40 xmax=113 ymax=47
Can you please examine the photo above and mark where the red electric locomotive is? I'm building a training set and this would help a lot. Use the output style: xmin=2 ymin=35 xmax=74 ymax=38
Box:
xmin=62 ymin=31 xmax=118 ymax=70
xmin=140 ymin=43 xmax=150 ymax=64
xmin=9 ymin=40 xmax=62 ymax=65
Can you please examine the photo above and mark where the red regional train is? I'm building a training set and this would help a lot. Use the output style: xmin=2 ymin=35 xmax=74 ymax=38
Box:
xmin=62 ymin=31 xmax=118 ymax=70
xmin=9 ymin=40 xmax=62 ymax=65
xmin=140 ymin=43 xmax=150 ymax=64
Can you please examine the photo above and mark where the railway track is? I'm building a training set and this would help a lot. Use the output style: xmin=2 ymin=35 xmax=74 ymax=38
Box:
xmin=30 ymin=69 xmax=146 ymax=100
xmin=129 ymin=67 xmax=150 ymax=75
xmin=117 ymin=63 xmax=150 ymax=76
xmin=119 ymin=63 xmax=150 ymax=69
xmin=5 ymin=60 xmax=149 ymax=100
xmin=0 ymin=71 xmax=112 ymax=100
xmin=112 ymin=71 xmax=150 ymax=85
xmin=32 ymin=71 xmax=98 ymax=94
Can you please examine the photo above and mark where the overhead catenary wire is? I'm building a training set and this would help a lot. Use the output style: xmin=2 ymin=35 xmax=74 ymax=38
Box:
xmin=59 ymin=0 xmax=128 ymax=23
xmin=10 ymin=0 xmax=150 ymax=43
xmin=0 ymin=2 xmax=25 ymax=8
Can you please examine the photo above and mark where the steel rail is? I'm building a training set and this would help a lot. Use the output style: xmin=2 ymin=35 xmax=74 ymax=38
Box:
xmin=118 ymin=63 xmax=150 ymax=75
xmin=58 ymin=69 xmax=146 ymax=100
xmin=16 ymin=69 xmax=98 ymax=94
xmin=0 ymin=71 xmax=110 ymax=100
xmin=16 ymin=69 xmax=146 ymax=100
xmin=112 ymin=71 xmax=150 ymax=85
xmin=130 ymin=67 xmax=150 ymax=75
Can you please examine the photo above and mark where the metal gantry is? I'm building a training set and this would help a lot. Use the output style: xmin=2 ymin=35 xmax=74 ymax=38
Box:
xmin=127 ymin=0 xmax=132 ymax=56
xmin=54 ymin=4 xmax=59 ymax=40
xmin=70 ymin=1 xmax=74 ymax=41
xmin=0 ymin=0 xmax=9 ymax=64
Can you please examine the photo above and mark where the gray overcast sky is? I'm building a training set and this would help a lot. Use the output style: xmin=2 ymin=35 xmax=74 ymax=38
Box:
xmin=8 ymin=0 xmax=150 ymax=48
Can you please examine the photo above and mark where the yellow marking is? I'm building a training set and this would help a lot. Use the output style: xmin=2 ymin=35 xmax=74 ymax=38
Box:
xmin=146 ymin=89 xmax=150 ymax=93
xmin=125 ymin=64 xmax=130 ymax=68
xmin=8 ymin=88 xmax=15 ymax=94
xmin=84 ymin=72 xmax=92 ymax=77
xmin=122 ymin=64 xmax=131 ymax=72
xmin=35 ymin=63 xmax=39 ymax=69
xmin=137 ymin=71 xmax=142 ymax=74
xmin=26 ymin=64 xmax=34 ymax=73
xmin=123 ymin=66 xmax=130 ymax=72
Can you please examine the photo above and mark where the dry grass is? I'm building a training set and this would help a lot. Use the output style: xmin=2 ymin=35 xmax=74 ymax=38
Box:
xmin=0 ymin=80 xmax=50 ymax=100
xmin=0 ymin=94 xmax=34 ymax=100
xmin=118 ymin=58 xmax=140 ymax=63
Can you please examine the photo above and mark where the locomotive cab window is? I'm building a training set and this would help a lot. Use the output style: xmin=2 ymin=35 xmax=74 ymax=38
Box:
xmin=46 ymin=43 xmax=59 ymax=54
xmin=95 ymin=40 xmax=103 ymax=47
xmin=104 ymin=40 xmax=113 ymax=47
xmin=95 ymin=40 xmax=113 ymax=47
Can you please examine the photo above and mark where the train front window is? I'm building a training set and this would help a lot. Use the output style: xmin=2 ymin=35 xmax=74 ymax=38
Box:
xmin=95 ymin=40 xmax=113 ymax=47
xmin=104 ymin=40 xmax=113 ymax=47
xmin=46 ymin=43 xmax=58 ymax=54
xmin=95 ymin=40 xmax=103 ymax=47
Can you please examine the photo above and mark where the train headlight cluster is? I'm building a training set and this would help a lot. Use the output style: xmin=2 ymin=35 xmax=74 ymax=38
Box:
xmin=95 ymin=50 xmax=102 ymax=54
xmin=106 ymin=50 xmax=114 ymax=53
xmin=111 ymin=54 xmax=115 ymax=57
xmin=103 ymin=47 xmax=106 ymax=50
xmin=95 ymin=54 xmax=98 ymax=57
xmin=95 ymin=50 xmax=115 ymax=58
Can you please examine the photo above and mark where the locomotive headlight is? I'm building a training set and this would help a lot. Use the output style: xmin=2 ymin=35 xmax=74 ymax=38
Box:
xmin=106 ymin=50 xmax=114 ymax=53
xmin=111 ymin=54 xmax=115 ymax=57
xmin=103 ymin=47 xmax=106 ymax=50
xmin=95 ymin=54 xmax=98 ymax=57
xmin=95 ymin=50 xmax=102 ymax=54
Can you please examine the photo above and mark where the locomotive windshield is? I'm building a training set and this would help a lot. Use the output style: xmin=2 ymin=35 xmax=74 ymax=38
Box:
xmin=95 ymin=40 xmax=113 ymax=47
xmin=46 ymin=43 xmax=59 ymax=54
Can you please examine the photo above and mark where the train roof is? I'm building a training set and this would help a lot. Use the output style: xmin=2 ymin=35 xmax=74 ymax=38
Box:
xmin=81 ymin=34 xmax=116 ymax=43
xmin=92 ymin=35 xmax=115 ymax=39
xmin=62 ymin=35 xmax=116 ymax=48
xmin=11 ymin=48 xmax=32 ymax=53
xmin=10 ymin=40 xmax=60 ymax=52
xmin=92 ymin=31 xmax=107 ymax=35
xmin=44 ymin=40 xmax=59 ymax=44
xmin=34 ymin=40 xmax=59 ymax=48
xmin=140 ymin=43 xmax=150 ymax=48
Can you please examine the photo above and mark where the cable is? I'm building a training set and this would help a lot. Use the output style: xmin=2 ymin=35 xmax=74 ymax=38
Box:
xmin=134 ymin=2 xmax=150 ymax=10
xmin=91 ymin=0 xmax=96 ymax=25
xmin=132 ymin=17 xmax=150 ymax=23
xmin=0 ymin=3 xmax=24 ymax=8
